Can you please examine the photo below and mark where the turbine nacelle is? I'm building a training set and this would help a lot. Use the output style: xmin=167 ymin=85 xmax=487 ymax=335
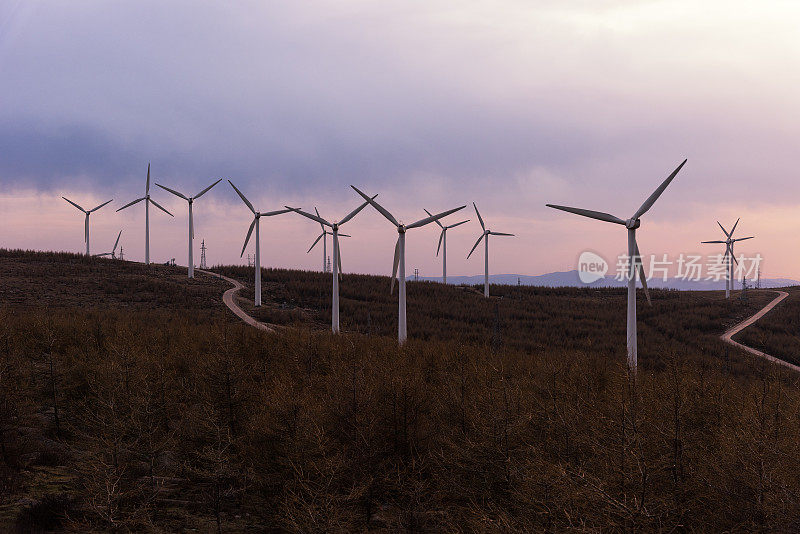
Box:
xmin=625 ymin=218 xmax=641 ymax=230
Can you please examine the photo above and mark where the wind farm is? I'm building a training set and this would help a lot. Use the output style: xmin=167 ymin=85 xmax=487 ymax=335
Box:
xmin=5 ymin=2 xmax=800 ymax=532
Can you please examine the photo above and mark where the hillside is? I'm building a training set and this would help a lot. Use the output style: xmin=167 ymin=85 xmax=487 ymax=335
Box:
xmin=3 ymin=250 xmax=800 ymax=531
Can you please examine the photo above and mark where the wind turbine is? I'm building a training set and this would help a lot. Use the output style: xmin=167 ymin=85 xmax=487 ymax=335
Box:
xmin=467 ymin=203 xmax=514 ymax=297
xmin=424 ymin=209 xmax=469 ymax=284
xmin=352 ymin=185 xmax=465 ymax=344
xmin=116 ymin=164 xmax=174 ymax=264
xmin=702 ymin=219 xmax=754 ymax=298
xmin=228 ymin=181 xmax=293 ymax=307
xmin=306 ymin=207 xmax=350 ymax=272
xmin=155 ymin=178 xmax=222 ymax=278
xmin=94 ymin=230 xmax=122 ymax=259
xmin=285 ymin=198 xmax=375 ymax=333
xmin=546 ymin=159 xmax=687 ymax=375
xmin=62 ymin=197 xmax=113 ymax=256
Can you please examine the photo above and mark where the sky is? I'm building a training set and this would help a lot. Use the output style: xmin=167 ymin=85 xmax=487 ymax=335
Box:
xmin=2 ymin=1 xmax=800 ymax=279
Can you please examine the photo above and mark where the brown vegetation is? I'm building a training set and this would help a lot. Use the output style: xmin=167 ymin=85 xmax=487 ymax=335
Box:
xmin=2 ymin=250 xmax=800 ymax=531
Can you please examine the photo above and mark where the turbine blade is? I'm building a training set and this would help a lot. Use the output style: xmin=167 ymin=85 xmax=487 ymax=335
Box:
xmin=285 ymin=206 xmax=330 ymax=226
xmin=89 ymin=199 xmax=113 ymax=212
xmin=194 ymin=178 xmax=222 ymax=199
xmin=446 ymin=219 xmax=470 ymax=229
xmin=467 ymin=233 xmax=485 ymax=259
xmin=228 ymin=180 xmax=256 ymax=214
xmin=307 ymin=232 xmax=324 ymax=253
xmin=634 ymin=240 xmax=652 ymax=306
xmin=406 ymin=205 xmax=466 ymax=229
xmin=701 ymin=240 xmax=726 ymax=244
xmin=156 ymin=183 xmax=188 ymax=200
xmin=436 ymin=230 xmax=444 ymax=256
xmin=734 ymin=236 xmax=754 ymax=242
xmin=729 ymin=218 xmax=740 ymax=237
xmin=262 ymin=208 xmax=293 ymax=217
xmin=116 ymin=197 xmax=146 ymax=211
xmin=113 ymin=230 xmax=122 ymax=251
xmin=489 ymin=231 xmax=514 ymax=236
xmin=62 ymin=196 xmax=87 ymax=213
xmin=339 ymin=194 xmax=378 ymax=225
xmin=391 ymin=236 xmax=400 ymax=294
xmin=351 ymin=186 xmax=399 ymax=226
xmin=336 ymin=234 xmax=343 ymax=279
xmin=339 ymin=233 xmax=351 ymax=238
xmin=717 ymin=221 xmax=730 ymax=237
xmin=546 ymin=204 xmax=626 ymax=225
xmin=425 ymin=209 xmax=445 ymax=229
xmin=473 ymin=202 xmax=485 ymax=231
xmin=95 ymin=253 xmax=111 ymax=257
xmin=149 ymin=198 xmax=174 ymax=217
xmin=314 ymin=207 xmax=325 ymax=231
xmin=632 ymin=159 xmax=687 ymax=220
xmin=146 ymin=163 xmax=150 ymax=194
xmin=241 ymin=217 xmax=256 ymax=257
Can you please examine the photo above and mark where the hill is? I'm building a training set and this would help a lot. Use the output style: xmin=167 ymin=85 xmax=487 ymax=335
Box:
xmin=3 ymin=250 xmax=800 ymax=531
xmin=414 ymin=270 xmax=800 ymax=290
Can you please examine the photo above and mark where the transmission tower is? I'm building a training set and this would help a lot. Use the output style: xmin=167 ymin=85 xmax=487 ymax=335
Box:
xmin=414 ymin=268 xmax=419 ymax=281
xmin=199 ymin=240 xmax=208 ymax=269
xmin=119 ymin=246 xmax=124 ymax=261
xmin=326 ymin=256 xmax=331 ymax=273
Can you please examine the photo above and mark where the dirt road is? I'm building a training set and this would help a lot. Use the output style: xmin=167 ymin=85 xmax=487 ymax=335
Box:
xmin=721 ymin=290 xmax=798 ymax=372
xmin=197 ymin=270 xmax=278 ymax=333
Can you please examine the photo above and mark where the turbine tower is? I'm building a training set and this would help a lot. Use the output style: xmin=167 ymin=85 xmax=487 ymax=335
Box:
xmin=702 ymin=218 xmax=753 ymax=298
xmin=229 ymin=181 xmax=293 ymax=307
xmin=546 ymin=159 xmax=687 ymax=376
xmin=62 ymin=197 xmax=113 ymax=256
xmin=467 ymin=202 xmax=514 ymax=297
xmin=352 ymin=185 xmax=465 ymax=344
xmin=116 ymin=164 xmax=174 ymax=264
xmin=94 ymin=230 xmax=122 ymax=259
xmin=286 ymin=198 xmax=374 ymax=333
xmin=155 ymin=178 xmax=222 ymax=278
xmin=424 ymin=209 xmax=469 ymax=284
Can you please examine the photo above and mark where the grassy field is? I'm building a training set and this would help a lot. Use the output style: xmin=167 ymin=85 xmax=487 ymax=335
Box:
xmin=2 ymin=249 xmax=800 ymax=531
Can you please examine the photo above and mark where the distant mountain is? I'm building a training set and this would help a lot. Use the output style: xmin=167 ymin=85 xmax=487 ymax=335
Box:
xmin=412 ymin=270 xmax=800 ymax=290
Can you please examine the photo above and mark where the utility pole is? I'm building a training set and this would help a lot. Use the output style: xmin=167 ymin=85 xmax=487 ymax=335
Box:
xmin=199 ymin=240 xmax=208 ymax=269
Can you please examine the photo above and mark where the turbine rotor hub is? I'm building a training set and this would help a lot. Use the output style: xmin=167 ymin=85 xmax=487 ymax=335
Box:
xmin=626 ymin=218 xmax=641 ymax=229
xmin=398 ymin=225 xmax=406 ymax=234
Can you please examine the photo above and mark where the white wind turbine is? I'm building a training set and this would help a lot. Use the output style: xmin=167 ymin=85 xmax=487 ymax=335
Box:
xmin=155 ymin=178 xmax=222 ymax=278
xmin=352 ymin=185 xmax=465 ymax=344
xmin=285 ymin=198 xmax=375 ymax=333
xmin=94 ymin=230 xmax=122 ymax=259
xmin=467 ymin=203 xmax=514 ymax=297
xmin=546 ymin=159 xmax=687 ymax=375
xmin=306 ymin=207 xmax=350 ymax=272
xmin=702 ymin=218 xmax=754 ymax=298
xmin=229 ymin=181 xmax=293 ymax=307
xmin=116 ymin=164 xmax=174 ymax=264
xmin=62 ymin=196 xmax=113 ymax=256
xmin=423 ymin=209 xmax=469 ymax=285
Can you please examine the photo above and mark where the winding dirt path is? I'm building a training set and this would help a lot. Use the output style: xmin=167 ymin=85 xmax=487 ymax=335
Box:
xmin=197 ymin=269 xmax=278 ymax=333
xmin=721 ymin=290 xmax=798 ymax=372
